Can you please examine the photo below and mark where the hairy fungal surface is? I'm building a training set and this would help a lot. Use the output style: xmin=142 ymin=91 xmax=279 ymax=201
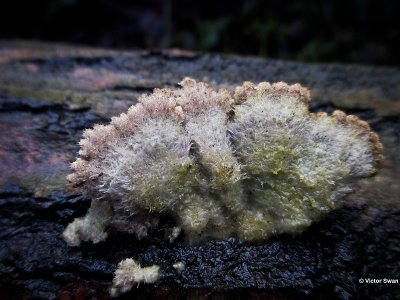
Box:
xmin=111 ymin=259 xmax=160 ymax=296
xmin=64 ymin=78 xmax=383 ymax=245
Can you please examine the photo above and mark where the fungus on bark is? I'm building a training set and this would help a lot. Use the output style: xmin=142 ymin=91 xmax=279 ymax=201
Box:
xmin=63 ymin=78 xmax=383 ymax=243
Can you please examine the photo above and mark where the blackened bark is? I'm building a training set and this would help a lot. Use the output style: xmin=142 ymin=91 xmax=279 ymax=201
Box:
xmin=0 ymin=41 xmax=399 ymax=299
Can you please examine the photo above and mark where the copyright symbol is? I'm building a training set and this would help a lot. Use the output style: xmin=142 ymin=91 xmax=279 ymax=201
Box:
xmin=359 ymin=279 xmax=364 ymax=283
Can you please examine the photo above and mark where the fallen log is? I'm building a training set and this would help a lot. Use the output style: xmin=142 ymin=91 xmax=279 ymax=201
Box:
xmin=0 ymin=41 xmax=399 ymax=299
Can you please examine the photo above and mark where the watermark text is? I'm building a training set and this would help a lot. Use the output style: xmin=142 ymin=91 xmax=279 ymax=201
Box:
xmin=359 ymin=278 xmax=398 ymax=284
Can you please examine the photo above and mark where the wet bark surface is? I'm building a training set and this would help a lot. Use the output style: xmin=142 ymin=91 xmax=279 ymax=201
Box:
xmin=0 ymin=41 xmax=399 ymax=299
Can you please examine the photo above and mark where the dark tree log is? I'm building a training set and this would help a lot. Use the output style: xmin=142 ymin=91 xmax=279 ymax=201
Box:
xmin=0 ymin=41 xmax=399 ymax=299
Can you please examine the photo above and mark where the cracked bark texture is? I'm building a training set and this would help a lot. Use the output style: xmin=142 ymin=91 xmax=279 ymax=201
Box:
xmin=0 ymin=41 xmax=399 ymax=300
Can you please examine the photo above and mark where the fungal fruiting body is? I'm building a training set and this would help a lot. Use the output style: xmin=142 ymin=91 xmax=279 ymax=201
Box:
xmin=63 ymin=78 xmax=383 ymax=246
xmin=110 ymin=259 xmax=160 ymax=296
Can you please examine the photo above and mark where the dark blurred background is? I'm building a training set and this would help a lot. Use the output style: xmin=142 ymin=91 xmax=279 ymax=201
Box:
xmin=0 ymin=0 xmax=399 ymax=65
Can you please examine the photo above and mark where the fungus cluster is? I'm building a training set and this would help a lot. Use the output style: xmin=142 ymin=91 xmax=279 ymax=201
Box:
xmin=63 ymin=78 xmax=382 ymax=245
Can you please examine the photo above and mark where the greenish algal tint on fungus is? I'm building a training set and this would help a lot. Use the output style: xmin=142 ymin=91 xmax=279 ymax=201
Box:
xmin=62 ymin=78 xmax=383 ymax=246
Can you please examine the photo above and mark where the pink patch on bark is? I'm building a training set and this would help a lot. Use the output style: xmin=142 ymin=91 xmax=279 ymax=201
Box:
xmin=0 ymin=118 xmax=70 ymax=185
